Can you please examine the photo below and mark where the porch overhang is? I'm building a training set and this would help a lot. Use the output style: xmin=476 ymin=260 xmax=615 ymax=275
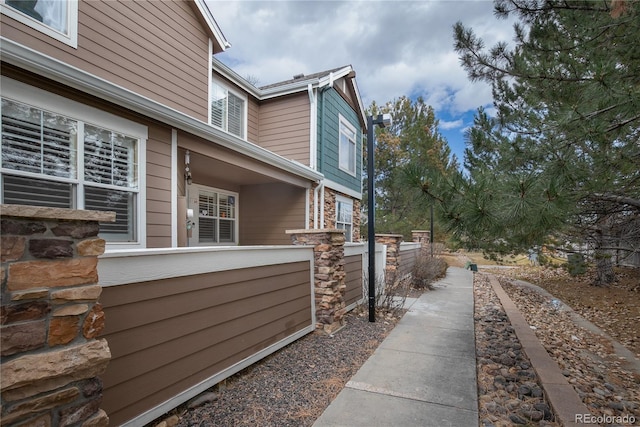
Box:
xmin=0 ymin=38 xmax=323 ymax=185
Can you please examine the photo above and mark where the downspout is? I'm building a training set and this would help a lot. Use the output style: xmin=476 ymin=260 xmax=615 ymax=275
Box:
xmin=317 ymin=72 xmax=334 ymax=229
xmin=307 ymin=83 xmax=317 ymax=170
xmin=313 ymin=181 xmax=324 ymax=229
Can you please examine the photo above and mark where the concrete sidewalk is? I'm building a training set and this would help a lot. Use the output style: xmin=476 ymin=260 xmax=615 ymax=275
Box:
xmin=313 ymin=267 xmax=478 ymax=427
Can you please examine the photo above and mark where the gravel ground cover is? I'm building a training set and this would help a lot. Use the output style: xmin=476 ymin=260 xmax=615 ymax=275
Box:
xmin=497 ymin=275 xmax=640 ymax=424
xmin=475 ymin=273 xmax=560 ymax=427
xmin=155 ymin=310 xmax=399 ymax=427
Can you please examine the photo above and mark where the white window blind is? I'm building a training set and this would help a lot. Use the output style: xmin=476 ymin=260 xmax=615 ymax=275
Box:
xmin=194 ymin=187 xmax=237 ymax=245
xmin=1 ymin=99 xmax=77 ymax=178
xmin=1 ymin=98 xmax=139 ymax=242
xmin=210 ymin=82 xmax=245 ymax=139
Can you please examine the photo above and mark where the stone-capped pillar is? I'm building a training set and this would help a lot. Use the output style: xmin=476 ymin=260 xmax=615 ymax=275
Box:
xmin=287 ymin=229 xmax=346 ymax=334
xmin=1 ymin=204 xmax=114 ymax=426
xmin=375 ymin=234 xmax=404 ymax=288
xmin=412 ymin=230 xmax=431 ymax=257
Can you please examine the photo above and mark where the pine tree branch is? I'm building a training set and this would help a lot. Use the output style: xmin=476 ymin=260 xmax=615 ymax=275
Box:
xmin=589 ymin=193 xmax=640 ymax=209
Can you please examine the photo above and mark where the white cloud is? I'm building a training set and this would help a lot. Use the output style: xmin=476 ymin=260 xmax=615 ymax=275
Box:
xmin=206 ymin=0 xmax=515 ymax=149
xmin=440 ymin=118 xmax=464 ymax=130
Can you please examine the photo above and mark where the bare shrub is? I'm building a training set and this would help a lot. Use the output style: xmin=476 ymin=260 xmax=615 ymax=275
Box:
xmin=413 ymin=244 xmax=448 ymax=290
xmin=358 ymin=273 xmax=412 ymax=320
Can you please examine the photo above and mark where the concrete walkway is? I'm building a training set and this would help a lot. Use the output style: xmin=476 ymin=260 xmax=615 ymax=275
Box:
xmin=313 ymin=267 xmax=478 ymax=427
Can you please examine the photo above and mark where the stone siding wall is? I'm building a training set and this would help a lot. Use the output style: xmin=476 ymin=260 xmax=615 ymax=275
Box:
xmin=287 ymin=229 xmax=346 ymax=334
xmin=375 ymin=234 xmax=404 ymax=288
xmin=307 ymin=186 xmax=361 ymax=243
xmin=412 ymin=230 xmax=432 ymax=257
xmin=1 ymin=205 xmax=113 ymax=426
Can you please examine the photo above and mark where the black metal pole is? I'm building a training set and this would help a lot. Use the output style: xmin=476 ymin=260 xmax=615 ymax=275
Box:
xmin=367 ymin=115 xmax=376 ymax=322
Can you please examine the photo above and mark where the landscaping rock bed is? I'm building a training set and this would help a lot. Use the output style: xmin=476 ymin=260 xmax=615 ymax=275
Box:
xmin=498 ymin=276 xmax=640 ymax=424
xmin=474 ymin=273 xmax=560 ymax=427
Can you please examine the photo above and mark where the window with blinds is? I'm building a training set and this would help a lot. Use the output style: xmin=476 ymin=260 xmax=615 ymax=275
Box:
xmin=1 ymin=98 xmax=139 ymax=242
xmin=195 ymin=187 xmax=237 ymax=245
xmin=210 ymin=81 xmax=245 ymax=139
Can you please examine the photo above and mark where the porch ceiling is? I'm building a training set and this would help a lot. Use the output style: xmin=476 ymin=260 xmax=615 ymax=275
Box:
xmin=189 ymin=151 xmax=281 ymax=186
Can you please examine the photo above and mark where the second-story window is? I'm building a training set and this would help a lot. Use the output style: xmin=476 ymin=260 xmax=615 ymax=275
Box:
xmin=2 ymin=0 xmax=78 ymax=47
xmin=211 ymin=81 xmax=245 ymax=139
xmin=338 ymin=115 xmax=357 ymax=175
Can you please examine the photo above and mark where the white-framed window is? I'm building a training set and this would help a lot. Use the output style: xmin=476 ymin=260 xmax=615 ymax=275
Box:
xmin=336 ymin=195 xmax=353 ymax=242
xmin=338 ymin=114 xmax=357 ymax=176
xmin=1 ymin=0 xmax=78 ymax=48
xmin=0 ymin=78 xmax=147 ymax=248
xmin=210 ymin=80 xmax=246 ymax=139
xmin=189 ymin=184 xmax=238 ymax=246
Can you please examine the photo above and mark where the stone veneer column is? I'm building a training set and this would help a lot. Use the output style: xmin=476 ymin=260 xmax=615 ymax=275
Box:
xmin=375 ymin=234 xmax=404 ymax=288
xmin=286 ymin=229 xmax=346 ymax=334
xmin=1 ymin=204 xmax=114 ymax=426
xmin=412 ymin=230 xmax=432 ymax=257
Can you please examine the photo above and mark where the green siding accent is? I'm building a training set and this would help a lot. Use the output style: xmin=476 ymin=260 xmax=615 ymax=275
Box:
xmin=317 ymin=88 xmax=362 ymax=193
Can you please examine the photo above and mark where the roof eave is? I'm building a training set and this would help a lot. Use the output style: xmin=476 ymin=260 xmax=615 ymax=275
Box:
xmin=191 ymin=0 xmax=231 ymax=53
xmin=1 ymin=38 xmax=322 ymax=184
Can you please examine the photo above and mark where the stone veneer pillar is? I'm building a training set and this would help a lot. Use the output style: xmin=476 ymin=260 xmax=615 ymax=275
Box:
xmin=1 ymin=204 xmax=114 ymax=426
xmin=412 ymin=230 xmax=432 ymax=257
xmin=286 ymin=229 xmax=346 ymax=334
xmin=375 ymin=234 xmax=404 ymax=288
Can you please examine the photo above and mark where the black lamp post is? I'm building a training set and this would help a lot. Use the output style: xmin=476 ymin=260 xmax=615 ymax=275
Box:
xmin=367 ymin=113 xmax=392 ymax=322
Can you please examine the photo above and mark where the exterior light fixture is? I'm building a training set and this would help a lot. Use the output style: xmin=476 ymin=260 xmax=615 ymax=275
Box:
xmin=367 ymin=113 xmax=392 ymax=322
xmin=185 ymin=150 xmax=192 ymax=185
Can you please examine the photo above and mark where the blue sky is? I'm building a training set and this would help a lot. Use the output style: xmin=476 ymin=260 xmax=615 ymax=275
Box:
xmin=206 ymin=0 xmax=515 ymax=164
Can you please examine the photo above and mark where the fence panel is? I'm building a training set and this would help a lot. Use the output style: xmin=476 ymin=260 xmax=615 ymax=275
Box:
xmin=399 ymin=242 xmax=422 ymax=280
xmin=344 ymin=244 xmax=365 ymax=309
xmin=98 ymin=246 xmax=314 ymax=426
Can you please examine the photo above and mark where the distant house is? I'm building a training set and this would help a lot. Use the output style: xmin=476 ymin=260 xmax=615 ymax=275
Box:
xmin=212 ymin=60 xmax=367 ymax=243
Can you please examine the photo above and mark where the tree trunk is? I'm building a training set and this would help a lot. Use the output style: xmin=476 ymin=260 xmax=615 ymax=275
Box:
xmin=594 ymin=250 xmax=616 ymax=286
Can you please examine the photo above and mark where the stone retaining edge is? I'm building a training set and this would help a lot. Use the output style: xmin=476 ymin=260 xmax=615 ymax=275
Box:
xmin=487 ymin=274 xmax=598 ymax=427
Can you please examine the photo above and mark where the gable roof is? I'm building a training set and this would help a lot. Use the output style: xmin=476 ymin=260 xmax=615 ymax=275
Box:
xmin=190 ymin=0 xmax=231 ymax=53
xmin=258 ymin=66 xmax=347 ymax=91
xmin=212 ymin=59 xmax=367 ymax=128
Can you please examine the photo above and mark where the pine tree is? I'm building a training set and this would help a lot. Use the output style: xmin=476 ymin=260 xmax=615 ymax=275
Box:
xmin=363 ymin=97 xmax=458 ymax=240
xmin=445 ymin=0 xmax=640 ymax=285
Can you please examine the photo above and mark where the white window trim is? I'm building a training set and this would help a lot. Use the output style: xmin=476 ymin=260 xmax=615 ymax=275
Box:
xmin=338 ymin=114 xmax=357 ymax=177
xmin=188 ymin=183 xmax=239 ymax=247
xmin=335 ymin=194 xmax=353 ymax=242
xmin=209 ymin=77 xmax=248 ymax=140
xmin=1 ymin=0 xmax=78 ymax=48
xmin=1 ymin=77 xmax=147 ymax=249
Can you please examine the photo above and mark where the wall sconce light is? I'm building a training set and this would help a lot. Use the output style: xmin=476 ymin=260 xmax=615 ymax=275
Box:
xmin=185 ymin=150 xmax=192 ymax=185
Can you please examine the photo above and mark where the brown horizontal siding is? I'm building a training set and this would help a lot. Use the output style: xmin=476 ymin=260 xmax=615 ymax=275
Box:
xmin=399 ymin=248 xmax=420 ymax=278
xmin=240 ymin=184 xmax=307 ymax=245
xmin=258 ymin=94 xmax=310 ymax=165
xmin=344 ymin=254 xmax=363 ymax=307
xmin=146 ymin=126 xmax=172 ymax=248
xmin=3 ymin=0 xmax=210 ymax=121
xmin=247 ymin=97 xmax=260 ymax=142
xmin=100 ymin=261 xmax=312 ymax=425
